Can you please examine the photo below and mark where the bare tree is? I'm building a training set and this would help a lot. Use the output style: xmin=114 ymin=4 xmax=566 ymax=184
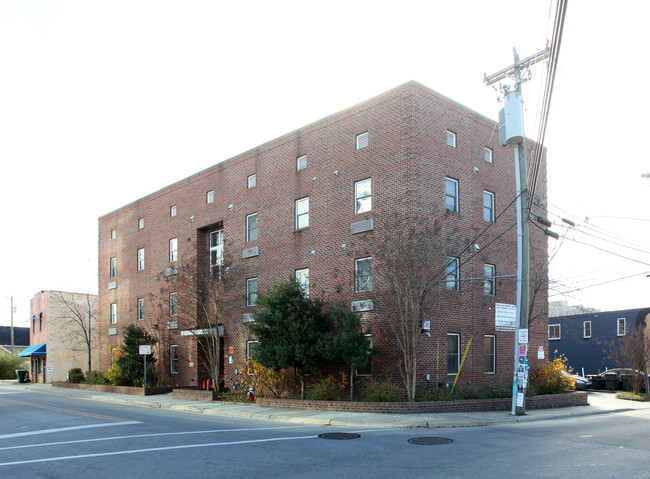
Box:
xmin=607 ymin=321 xmax=650 ymax=394
xmin=55 ymin=292 xmax=97 ymax=372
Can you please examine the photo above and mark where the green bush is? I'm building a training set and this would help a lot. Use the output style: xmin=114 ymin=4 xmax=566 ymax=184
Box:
xmin=416 ymin=385 xmax=450 ymax=401
xmin=307 ymin=375 xmax=347 ymax=401
xmin=365 ymin=380 xmax=399 ymax=402
xmin=0 ymin=355 xmax=29 ymax=379
xmin=86 ymin=370 xmax=109 ymax=385
xmin=68 ymin=368 xmax=85 ymax=383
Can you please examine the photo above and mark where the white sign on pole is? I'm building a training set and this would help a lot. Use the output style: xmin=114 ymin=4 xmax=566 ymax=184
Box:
xmin=537 ymin=346 xmax=545 ymax=359
xmin=495 ymin=303 xmax=516 ymax=331
xmin=518 ymin=329 xmax=529 ymax=344
xmin=139 ymin=345 xmax=152 ymax=355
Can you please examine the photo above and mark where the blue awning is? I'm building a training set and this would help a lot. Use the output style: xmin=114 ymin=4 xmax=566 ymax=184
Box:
xmin=18 ymin=343 xmax=46 ymax=357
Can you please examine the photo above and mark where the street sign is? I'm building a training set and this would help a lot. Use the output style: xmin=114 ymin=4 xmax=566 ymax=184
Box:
xmin=139 ymin=345 xmax=152 ymax=355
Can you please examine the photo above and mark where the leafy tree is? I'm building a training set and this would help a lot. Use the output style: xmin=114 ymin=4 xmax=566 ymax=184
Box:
xmin=248 ymin=278 xmax=334 ymax=399
xmin=115 ymin=324 xmax=157 ymax=386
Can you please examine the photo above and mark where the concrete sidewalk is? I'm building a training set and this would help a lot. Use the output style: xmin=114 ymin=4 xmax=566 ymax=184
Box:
xmin=3 ymin=382 xmax=649 ymax=429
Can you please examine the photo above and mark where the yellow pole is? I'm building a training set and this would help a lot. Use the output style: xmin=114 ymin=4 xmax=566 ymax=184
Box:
xmin=450 ymin=337 xmax=473 ymax=396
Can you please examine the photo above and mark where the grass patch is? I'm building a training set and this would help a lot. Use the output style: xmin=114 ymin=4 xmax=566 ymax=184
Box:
xmin=616 ymin=391 xmax=650 ymax=402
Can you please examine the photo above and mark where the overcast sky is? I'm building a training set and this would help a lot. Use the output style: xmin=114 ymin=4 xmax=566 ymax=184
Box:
xmin=1 ymin=0 xmax=649 ymax=327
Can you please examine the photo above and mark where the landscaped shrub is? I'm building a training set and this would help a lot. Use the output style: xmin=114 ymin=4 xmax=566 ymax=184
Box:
xmin=86 ymin=370 xmax=109 ymax=385
xmin=365 ymin=380 xmax=400 ymax=402
xmin=0 ymin=355 xmax=28 ymax=379
xmin=237 ymin=360 xmax=288 ymax=398
xmin=68 ymin=368 xmax=85 ymax=383
xmin=416 ymin=385 xmax=450 ymax=401
xmin=307 ymin=373 xmax=348 ymax=401
xmin=529 ymin=355 xmax=574 ymax=395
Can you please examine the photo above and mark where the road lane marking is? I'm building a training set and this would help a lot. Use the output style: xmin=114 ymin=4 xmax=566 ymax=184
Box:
xmin=0 ymin=397 xmax=131 ymax=422
xmin=0 ymin=425 xmax=307 ymax=450
xmin=0 ymin=434 xmax=320 ymax=467
xmin=0 ymin=421 xmax=142 ymax=440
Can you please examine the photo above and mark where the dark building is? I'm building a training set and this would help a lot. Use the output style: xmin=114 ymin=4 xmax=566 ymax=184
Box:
xmin=0 ymin=326 xmax=29 ymax=355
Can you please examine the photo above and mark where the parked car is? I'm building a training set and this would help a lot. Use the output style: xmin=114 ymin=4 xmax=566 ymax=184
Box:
xmin=595 ymin=369 xmax=648 ymax=392
xmin=562 ymin=370 xmax=592 ymax=390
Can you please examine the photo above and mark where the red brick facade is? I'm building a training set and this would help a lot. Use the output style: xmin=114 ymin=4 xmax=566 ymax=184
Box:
xmin=97 ymin=81 xmax=548 ymax=396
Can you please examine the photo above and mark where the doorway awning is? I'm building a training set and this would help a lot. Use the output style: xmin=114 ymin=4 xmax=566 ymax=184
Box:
xmin=18 ymin=343 xmax=46 ymax=357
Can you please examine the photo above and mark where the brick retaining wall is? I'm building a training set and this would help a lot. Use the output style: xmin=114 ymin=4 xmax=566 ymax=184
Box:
xmin=172 ymin=388 xmax=218 ymax=402
xmin=52 ymin=382 xmax=172 ymax=396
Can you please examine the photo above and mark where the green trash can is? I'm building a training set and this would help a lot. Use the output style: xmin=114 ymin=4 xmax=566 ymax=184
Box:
xmin=604 ymin=373 xmax=618 ymax=391
xmin=16 ymin=369 xmax=27 ymax=383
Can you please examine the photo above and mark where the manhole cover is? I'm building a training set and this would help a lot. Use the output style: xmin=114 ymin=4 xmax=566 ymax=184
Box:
xmin=318 ymin=432 xmax=361 ymax=440
xmin=408 ymin=437 xmax=453 ymax=446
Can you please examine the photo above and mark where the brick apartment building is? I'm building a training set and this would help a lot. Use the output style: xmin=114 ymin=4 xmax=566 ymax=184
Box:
xmin=97 ymin=81 xmax=549 ymax=394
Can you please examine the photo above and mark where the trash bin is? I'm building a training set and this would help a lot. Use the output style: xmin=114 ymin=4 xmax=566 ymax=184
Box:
xmin=15 ymin=370 xmax=27 ymax=383
xmin=604 ymin=373 xmax=618 ymax=391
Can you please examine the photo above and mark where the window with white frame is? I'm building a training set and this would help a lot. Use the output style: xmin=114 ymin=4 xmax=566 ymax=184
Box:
xmin=355 ymin=178 xmax=372 ymax=214
xmin=483 ymin=190 xmax=495 ymax=222
xmin=484 ymin=264 xmax=496 ymax=296
xmin=137 ymin=298 xmax=145 ymax=321
xmin=583 ymin=321 xmax=591 ymax=339
xmin=246 ymin=340 xmax=259 ymax=360
xmin=446 ymin=130 xmax=457 ymax=148
xmin=356 ymin=132 xmax=369 ymax=150
xmin=447 ymin=333 xmax=460 ymax=375
xmin=355 ymin=257 xmax=372 ymax=292
xmin=296 ymin=155 xmax=307 ymax=171
xmin=110 ymin=303 xmax=117 ymax=324
xmin=170 ymin=205 xmax=177 ymax=217
xmin=169 ymin=292 xmax=178 ymax=316
xmin=445 ymin=177 xmax=459 ymax=212
xmin=295 ymin=197 xmax=309 ymax=229
xmin=446 ymin=257 xmax=459 ymax=291
xmin=247 ymin=174 xmax=257 ymax=188
xmin=209 ymin=230 xmax=224 ymax=278
xmin=246 ymin=278 xmax=258 ymax=307
xmin=484 ymin=335 xmax=495 ymax=374
xmin=170 ymin=345 xmax=179 ymax=374
xmin=110 ymin=257 xmax=117 ymax=278
xmin=617 ymin=318 xmax=626 ymax=336
xmin=246 ymin=213 xmax=258 ymax=242
xmin=137 ymin=248 xmax=145 ymax=271
xmin=110 ymin=229 xmax=117 ymax=239
xmin=355 ymin=334 xmax=372 ymax=376
xmin=169 ymin=238 xmax=178 ymax=262
xmin=295 ymin=268 xmax=309 ymax=297
xmin=484 ymin=147 xmax=493 ymax=163
xmin=549 ymin=324 xmax=561 ymax=340
xmin=138 ymin=218 xmax=144 ymax=230
xmin=206 ymin=190 xmax=214 ymax=204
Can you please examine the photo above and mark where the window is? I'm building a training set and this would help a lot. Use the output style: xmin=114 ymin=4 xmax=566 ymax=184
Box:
xmin=110 ymin=257 xmax=117 ymax=278
xmin=137 ymin=298 xmax=145 ymax=321
xmin=445 ymin=177 xmax=459 ymax=212
xmin=247 ymin=174 xmax=257 ymax=188
xmin=138 ymin=218 xmax=144 ymax=230
xmin=137 ymin=248 xmax=145 ymax=271
xmin=297 ymin=155 xmax=307 ymax=171
xmin=484 ymin=147 xmax=493 ymax=163
xmin=209 ymin=230 xmax=224 ymax=278
xmin=483 ymin=191 xmax=495 ymax=222
xmin=295 ymin=268 xmax=309 ymax=297
xmin=246 ymin=278 xmax=258 ymax=306
xmin=110 ymin=303 xmax=117 ymax=324
xmin=446 ymin=130 xmax=457 ymax=148
xmin=484 ymin=335 xmax=495 ymax=374
xmin=617 ymin=318 xmax=626 ymax=336
xmin=583 ymin=321 xmax=591 ymax=339
xmin=246 ymin=213 xmax=258 ymax=242
xmin=295 ymin=197 xmax=309 ymax=229
xmin=447 ymin=333 xmax=460 ymax=375
xmin=169 ymin=238 xmax=178 ymax=262
xmin=206 ymin=190 xmax=214 ymax=204
xmin=355 ymin=178 xmax=372 ymax=214
xmin=484 ymin=264 xmax=496 ymax=296
xmin=170 ymin=205 xmax=177 ymax=217
xmin=169 ymin=292 xmax=178 ymax=316
xmin=170 ymin=345 xmax=179 ymax=374
xmin=549 ymin=324 xmax=561 ymax=340
xmin=356 ymin=132 xmax=369 ymax=150
xmin=110 ymin=229 xmax=117 ymax=239
xmin=355 ymin=257 xmax=372 ymax=292
xmin=445 ymin=257 xmax=459 ymax=291
xmin=246 ymin=340 xmax=259 ymax=360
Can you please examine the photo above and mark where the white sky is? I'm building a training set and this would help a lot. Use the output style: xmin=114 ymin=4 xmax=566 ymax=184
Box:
xmin=1 ymin=0 xmax=649 ymax=327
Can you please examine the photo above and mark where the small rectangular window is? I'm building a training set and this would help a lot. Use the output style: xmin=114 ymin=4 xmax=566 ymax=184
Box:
xmin=297 ymin=155 xmax=307 ymax=171
xmin=355 ymin=178 xmax=372 ymax=214
xmin=445 ymin=177 xmax=459 ymax=212
xmin=169 ymin=238 xmax=178 ymax=262
xmin=549 ymin=324 xmax=561 ymax=340
xmin=138 ymin=218 xmax=145 ymax=230
xmin=170 ymin=205 xmax=177 ymax=217
xmin=617 ymin=318 xmax=626 ymax=336
xmin=246 ymin=213 xmax=258 ymax=242
xmin=137 ymin=248 xmax=145 ymax=271
xmin=110 ymin=303 xmax=117 ymax=324
xmin=295 ymin=268 xmax=309 ymax=298
xmin=484 ymin=147 xmax=493 ymax=163
xmin=483 ymin=191 xmax=495 ymax=222
xmin=169 ymin=292 xmax=178 ymax=316
xmin=445 ymin=257 xmax=459 ymax=291
xmin=355 ymin=257 xmax=372 ymax=292
xmin=170 ymin=345 xmax=179 ymax=374
xmin=295 ymin=197 xmax=309 ymax=229
xmin=110 ymin=257 xmax=117 ymax=278
xmin=484 ymin=335 xmax=495 ymax=374
xmin=137 ymin=298 xmax=145 ymax=321
xmin=207 ymin=190 xmax=214 ymax=204
xmin=110 ymin=229 xmax=117 ymax=239
xmin=247 ymin=278 xmax=258 ymax=307
xmin=247 ymin=174 xmax=257 ymax=188
xmin=447 ymin=333 xmax=460 ymax=375
xmin=583 ymin=321 xmax=591 ymax=339
xmin=246 ymin=340 xmax=259 ymax=360
xmin=209 ymin=230 xmax=224 ymax=279
xmin=356 ymin=132 xmax=369 ymax=150
xmin=446 ymin=130 xmax=457 ymax=148
xmin=484 ymin=264 xmax=495 ymax=296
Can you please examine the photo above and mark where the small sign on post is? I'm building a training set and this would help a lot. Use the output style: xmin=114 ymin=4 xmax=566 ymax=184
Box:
xmin=139 ymin=345 xmax=152 ymax=387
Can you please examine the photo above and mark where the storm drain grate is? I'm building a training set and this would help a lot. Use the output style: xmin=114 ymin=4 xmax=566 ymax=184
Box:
xmin=408 ymin=437 xmax=453 ymax=446
xmin=318 ymin=432 xmax=361 ymax=440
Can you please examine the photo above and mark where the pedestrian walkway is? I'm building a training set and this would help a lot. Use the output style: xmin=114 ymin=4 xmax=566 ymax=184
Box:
xmin=3 ymin=382 xmax=649 ymax=429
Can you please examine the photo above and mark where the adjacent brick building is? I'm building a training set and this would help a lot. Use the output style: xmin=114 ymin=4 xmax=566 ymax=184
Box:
xmin=97 ymin=81 xmax=549 ymax=395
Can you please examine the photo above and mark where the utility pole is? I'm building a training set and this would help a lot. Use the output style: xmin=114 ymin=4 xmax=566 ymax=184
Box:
xmin=10 ymin=296 xmax=15 ymax=355
xmin=485 ymin=46 xmax=549 ymax=415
